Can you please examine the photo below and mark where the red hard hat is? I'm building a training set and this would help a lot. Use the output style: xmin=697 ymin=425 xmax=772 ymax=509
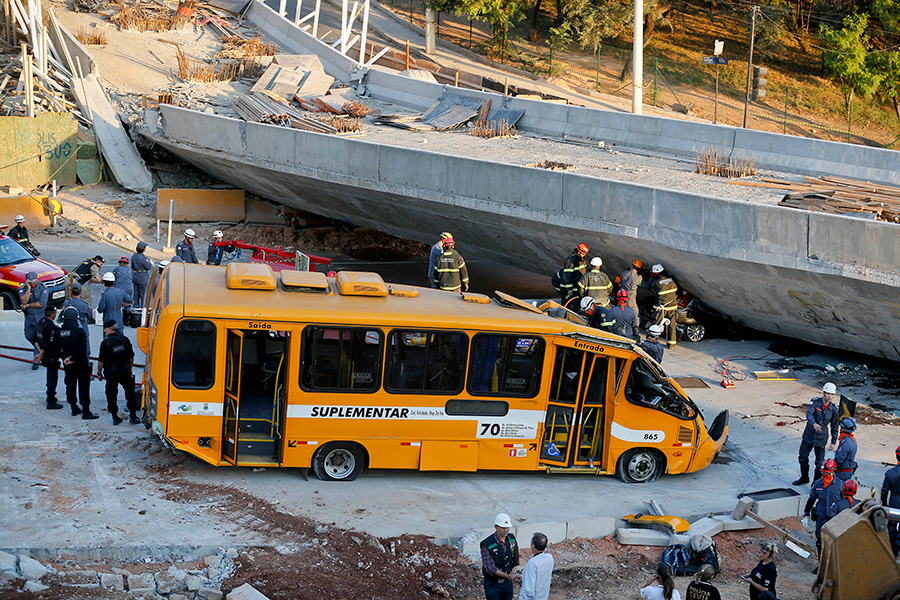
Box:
xmin=442 ymin=237 xmax=455 ymax=247
xmin=576 ymin=243 xmax=589 ymax=254
xmin=842 ymin=479 xmax=857 ymax=496
xmin=896 ymin=445 xmax=900 ymax=461
xmin=617 ymin=289 xmax=629 ymax=301
xmin=119 ymin=256 xmax=129 ymax=263
xmin=821 ymin=459 xmax=837 ymax=473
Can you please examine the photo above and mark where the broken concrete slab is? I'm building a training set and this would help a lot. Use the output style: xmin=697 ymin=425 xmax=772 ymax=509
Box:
xmin=515 ymin=521 xmax=567 ymax=545
xmin=127 ymin=572 xmax=156 ymax=592
xmin=615 ymin=527 xmax=672 ymax=546
xmin=566 ymin=517 xmax=617 ymax=539
xmin=200 ymin=587 xmax=224 ymax=600
xmin=17 ymin=555 xmax=49 ymax=580
xmin=58 ymin=570 xmax=99 ymax=586
xmin=250 ymin=64 xmax=306 ymax=100
xmin=296 ymin=70 xmax=334 ymax=98
xmin=744 ymin=489 xmax=803 ymax=521
xmin=686 ymin=517 xmax=724 ymax=539
xmin=272 ymin=54 xmax=325 ymax=71
xmin=227 ymin=582 xmax=270 ymax=600
xmin=156 ymin=189 xmax=246 ymax=221
xmin=714 ymin=515 xmax=764 ymax=531
xmin=0 ymin=551 xmax=15 ymax=573
xmin=99 ymin=572 xmax=125 ymax=590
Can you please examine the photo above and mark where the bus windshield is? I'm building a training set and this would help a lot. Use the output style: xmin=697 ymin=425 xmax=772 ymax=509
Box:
xmin=624 ymin=358 xmax=695 ymax=419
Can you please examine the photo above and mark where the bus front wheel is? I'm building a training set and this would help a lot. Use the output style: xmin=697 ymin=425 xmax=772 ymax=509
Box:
xmin=312 ymin=442 xmax=365 ymax=481
xmin=616 ymin=449 xmax=664 ymax=483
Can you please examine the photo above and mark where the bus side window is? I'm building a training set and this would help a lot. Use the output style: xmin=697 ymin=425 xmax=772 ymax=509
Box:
xmin=549 ymin=348 xmax=584 ymax=404
xmin=301 ymin=327 xmax=382 ymax=392
xmin=172 ymin=320 xmax=216 ymax=389
xmin=386 ymin=330 xmax=467 ymax=394
xmin=624 ymin=359 xmax=693 ymax=419
xmin=469 ymin=334 xmax=543 ymax=397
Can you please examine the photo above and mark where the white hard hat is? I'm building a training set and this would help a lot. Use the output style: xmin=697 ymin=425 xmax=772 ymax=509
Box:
xmin=494 ymin=513 xmax=512 ymax=527
xmin=590 ymin=257 xmax=602 ymax=268
xmin=823 ymin=382 xmax=837 ymax=394
xmin=213 ymin=230 xmax=223 ymax=238
xmin=102 ymin=272 xmax=115 ymax=282
xmin=184 ymin=228 xmax=196 ymax=239
xmin=651 ymin=263 xmax=664 ymax=274
xmin=14 ymin=214 xmax=24 ymax=222
xmin=580 ymin=296 xmax=595 ymax=312
xmin=648 ymin=324 xmax=663 ymax=337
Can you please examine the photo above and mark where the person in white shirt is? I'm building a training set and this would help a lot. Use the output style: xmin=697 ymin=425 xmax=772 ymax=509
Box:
xmin=640 ymin=563 xmax=681 ymax=600
xmin=518 ymin=532 xmax=553 ymax=600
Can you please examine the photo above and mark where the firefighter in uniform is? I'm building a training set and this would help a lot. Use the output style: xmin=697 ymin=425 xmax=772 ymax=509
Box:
xmin=433 ymin=236 xmax=469 ymax=292
xmin=608 ymin=289 xmax=640 ymax=342
xmin=827 ymin=479 xmax=858 ymax=519
xmin=63 ymin=282 xmax=94 ymax=348
xmin=19 ymin=271 xmax=47 ymax=368
xmin=793 ymin=382 xmax=841 ymax=485
xmin=649 ymin=263 xmax=678 ymax=347
xmin=72 ymin=255 xmax=104 ymax=307
xmin=619 ymin=260 xmax=644 ymax=327
xmin=35 ymin=307 xmax=63 ymax=410
xmin=97 ymin=320 xmax=138 ymax=425
xmin=9 ymin=214 xmax=39 ymax=255
xmin=556 ymin=243 xmax=588 ymax=302
xmin=175 ymin=228 xmax=199 ymax=264
xmin=580 ymin=257 xmax=612 ymax=308
xmin=881 ymin=445 xmax=900 ymax=556
xmin=57 ymin=306 xmax=97 ymax=419
xmin=480 ymin=513 xmax=519 ymax=600
xmin=98 ymin=272 xmax=132 ymax=335
xmin=207 ymin=230 xmax=225 ymax=265
xmin=113 ymin=256 xmax=133 ymax=293
xmin=579 ymin=297 xmax=615 ymax=332
xmin=834 ymin=417 xmax=858 ymax=482
xmin=428 ymin=232 xmax=452 ymax=287
xmin=131 ymin=241 xmax=153 ymax=308
xmin=641 ymin=323 xmax=666 ymax=364
xmin=803 ymin=458 xmax=840 ymax=553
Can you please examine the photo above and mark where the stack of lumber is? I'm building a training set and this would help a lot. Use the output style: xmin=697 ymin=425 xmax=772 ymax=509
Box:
xmin=729 ymin=175 xmax=900 ymax=223
xmin=233 ymin=92 xmax=338 ymax=134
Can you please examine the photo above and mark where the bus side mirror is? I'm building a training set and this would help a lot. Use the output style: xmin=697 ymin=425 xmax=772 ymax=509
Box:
xmin=137 ymin=327 xmax=150 ymax=354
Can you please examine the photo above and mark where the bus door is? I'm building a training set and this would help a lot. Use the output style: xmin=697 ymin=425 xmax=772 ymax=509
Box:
xmin=540 ymin=346 xmax=609 ymax=469
xmin=224 ymin=328 xmax=290 ymax=466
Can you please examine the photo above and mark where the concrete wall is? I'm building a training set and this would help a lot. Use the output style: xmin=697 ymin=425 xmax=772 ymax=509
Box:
xmin=0 ymin=114 xmax=78 ymax=188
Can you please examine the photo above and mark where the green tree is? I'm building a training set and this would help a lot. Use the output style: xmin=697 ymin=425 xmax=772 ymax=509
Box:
xmin=455 ymin=0 xmax=529 ymax=53
xmin=819 ymin=13 xmax=884 ymax=115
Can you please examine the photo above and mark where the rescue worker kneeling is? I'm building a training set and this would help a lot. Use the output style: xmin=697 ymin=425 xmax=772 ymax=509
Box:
xmin=641 ymin=322 xmax=666 ymax=364
xmin=579 ymin=297 xmax=615 ymax=332
xmin=97 ymin=320 xmax=139 ymax=425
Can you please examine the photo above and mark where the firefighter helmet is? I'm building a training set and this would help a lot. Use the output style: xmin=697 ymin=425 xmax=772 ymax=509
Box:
xmin=590 ymin=257 xmax=602 ymax=268
xmin=840 ymin=417 xmax=856 ymax=432
xmin=14 ymin=214 xmax=24 ymax=222
xmin=821 ymin=459 xmax=837 ymax=474
xmin=213 ymin=230 xmax=223 ymax=239
xmin=442 ymin=237 xmax=455 ymax=248
xmin=576 ymin=243 xmax=589 ymax=254
xmin=632 ymin=260 xmax=643 ymax=269
xmin=580 ymin=297 xmax=595 ymax=312
xmin=184 ymin=228 xmax=196 ymax=239
xmin=842 ymin=479 xmax=857 ymax=497
xmin=648 ymin=324 xmax=663 ymax=337
xmin=651 ymin=263 xmax=664 ymax=274
xmin=616 ymin=289 xmax=629 ymax=302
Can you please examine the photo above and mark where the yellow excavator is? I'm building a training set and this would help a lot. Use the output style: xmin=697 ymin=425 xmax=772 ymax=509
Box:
xmin=814 ymin=499 xmax=900 ymax=600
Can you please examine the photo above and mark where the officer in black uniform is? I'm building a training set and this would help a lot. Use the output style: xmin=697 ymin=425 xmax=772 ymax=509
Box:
xmin=97 ymin=320 xmax=138 ymax=425
xmin=35 ymin=307 xmax=63 ymax=410
xmin=480 ymin=513 xmax=519 ymax=600
xmin=57 ymin=306 xmax=98 ymax=420
xmin=206 ymin=230 xmax=225 ymax=265
xmin=881 ymin=445 xmax=900 ymax=556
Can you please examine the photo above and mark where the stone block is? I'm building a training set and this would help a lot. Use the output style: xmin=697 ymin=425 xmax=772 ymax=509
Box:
xmin=58 ymin=570 xmax=99 ymax=587
xmin=714 ymin=516 xmax=764 ymax=532
xmin=185 ymin=574 xmax=206 ymax=591
xmin=565 ymin=517 xmax=617 ymax=540
xmin=171 ymin=595 xmax=188 ymax=600
xmin=615 ymin=527 xmax=673 ymax=546
xmin=457 ymin=528 xmax=494 ymax=562
xmin=752 ymin=494 xmax=802 ymax=521
xmin=127 ymin=573 xmax=156 ymax=592
xmin=227 ymin=582 xmax=270 ymax=600
xmin=225 ymin=548 xmax=239 ymax=559
xmin=1 ymin=571 xmax=16 ymax=581
xmin=515 ymin=521 xmax=567 ymax=545
xmin=0 ymin=551 xmax=15 ymax=573
xmin=100 ymin=572 xmax=125 ymax=590
xmin=133 ymin=591 xmax=159 ymax=600
xmin=687 ymin=517 xmax=725 ymax=539
xmin=17 ymin=555 xmax=49 ymax=581
xmin=203 ymin=555 xmax=220 ymax=567
xmin=200 ymin=587 xmax=224 ymax=600
xmin=23 ymin=580 xmax=48 ymax=593
xmin=156 ymin=571 xmax=187 ymax=594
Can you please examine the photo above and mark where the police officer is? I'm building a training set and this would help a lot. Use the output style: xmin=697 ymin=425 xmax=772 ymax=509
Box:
xmin=35 ymin=307 xmax=63 ymax=410
xmin=433 ymin=236 xmax=469 ymax=293
xmin=608 ymin=289 xmax=640 ymax=342
xmin=427 ymin=232 xmax=452 ymax=287
xmin=619 ymin=260 xmax=644 ymax=327
xmin=649 ymin=264 xmax=678 ymax=347
xmin=63 ymin=282 xmax=94 ymax=348
xmin=803 ymin=458 xmax=840 ymax=553
xmin=881 ymin=445 xmax=900 ymax=556
xmin=580 ymin=297 xmax=615 ymax=332
xmin=580 ymin=257 xmax=612 ymax=308
xmin=827 ymin=479 xmax=858 ymax=519
xmin=480 ymin=513 xmax=519 ymax=600
xmin=641 ymin=323 xmax=666 ymax=364
xmin=72 ymin=255 xmax=104 ymax=307
xmin=557 ymin=243 xmax=588 ymax=302
xmin=834 ymin=417 xmax=858 ymax=482
xmin=176 ymin=228 xmax=199 ymax=264
xmin=130 ymin=241 xmax=153 ymax=308
xmin=97 ymin=320 xmax=138 ymax=425
xmin=793 ymin=382 xmax=841 ymax=485
xmin=98 ymin=272 xmax=132 ymax=335
xmin=205 ymin=230 xmax=224 ymax=265
xmin=9 ymin=214 xmax=39 ymax=255
xmin=57 ymin=306 xmax=97 ymax=419
xmin=19 ymin=271 xmax=47 ymax=369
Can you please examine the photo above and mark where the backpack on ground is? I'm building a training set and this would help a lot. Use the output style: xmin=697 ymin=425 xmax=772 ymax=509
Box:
xmin=660 ymin=543 xmax=690 ymax=576
xmin=688 ymin=534 xmax=721 ymax=574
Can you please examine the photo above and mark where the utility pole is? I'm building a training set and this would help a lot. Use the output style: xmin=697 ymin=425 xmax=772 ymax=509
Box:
xmin=742 ymin=5 xmax=757 ymax=128
xmin=632 ymin=0 xmax=643 ymax=114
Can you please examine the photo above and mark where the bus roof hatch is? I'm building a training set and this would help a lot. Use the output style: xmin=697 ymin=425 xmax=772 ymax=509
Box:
xmin=281 ymin=269 xmax=330 ymax=292
xmin=336 ymin=271 xmax=389 ymax=297
xmin=225 ymin=263 xmax=277 ymax=290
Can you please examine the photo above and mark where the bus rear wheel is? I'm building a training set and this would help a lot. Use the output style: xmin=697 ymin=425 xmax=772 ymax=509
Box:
xmin=312 ymin=442 xmax=365 ymax=481
xmin=616 ymin=448 xmax=664 ymax=483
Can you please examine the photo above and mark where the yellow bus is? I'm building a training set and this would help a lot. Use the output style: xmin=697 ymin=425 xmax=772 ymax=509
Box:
xmin=137 ymin=263 xmax=728 ymax=483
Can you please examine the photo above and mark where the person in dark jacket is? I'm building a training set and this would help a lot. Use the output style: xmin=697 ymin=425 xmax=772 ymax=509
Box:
xmin=9 ymin=214 xmax=39 ymax=255
xmin=97 ymin=320 xmax=138 ymax=425
xmin=804 ymin=459 xmax=841 ymax=552
xmin=35 ymin=307 xmax=63 ymax=410
xmin=742 ymin=541 xmax=777 ymax=600
xmin=881 ymin=445 xmax=900 ymax=556
xmin=19 ymin=271 xmax=47 ymax=368
xmin=433 ymin=237 xmax=469 ymax=293
xmin=608 ymin=289 xmax=640 ymax=342
xmin=57 ymin=306 xmax=98 ymax=420
xmin=556 ymin=243 xmax=588 ymax=302
xmin=827 ymin=479 xmax=858 ymax=519
xmin=640 ymin=323 xmax=666 ymax=364
xmin=130 ymin=241 xmax=153 ymax=308
xmin=480 ymin=513 xmax=519 ymax=600
xmin=686 ymin=564 xmax=720 ymax=600
xmin=98 ymin=272 xmax=132 ymax=335
xmin=580 ymin=297 xmax=615 ymax=332
xmin=834 ymin=417 xmax=858 ymax=482
xmin=427 ymin=232 xmax=452 ymax=287
xmin=206 ymin=230 xmax=225 ymax=266
xmin=63 ymin=282 xmax=93 ymax=348
xmin=619 ymin=259 xmax=644 ymax=327
xmin=71 ymin=255 xmax=104 ymax=307
xmin=175 ymin=228 xmax=198 ymax=263
xmin=793 ymin=382 xmax=841 ymax=485
xmin=113 ymin=256 xmax=133 ymax=293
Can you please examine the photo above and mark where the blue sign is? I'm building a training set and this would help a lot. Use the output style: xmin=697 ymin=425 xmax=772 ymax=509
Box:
xmin=702 ymin=56 xmax=729 ymax=65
